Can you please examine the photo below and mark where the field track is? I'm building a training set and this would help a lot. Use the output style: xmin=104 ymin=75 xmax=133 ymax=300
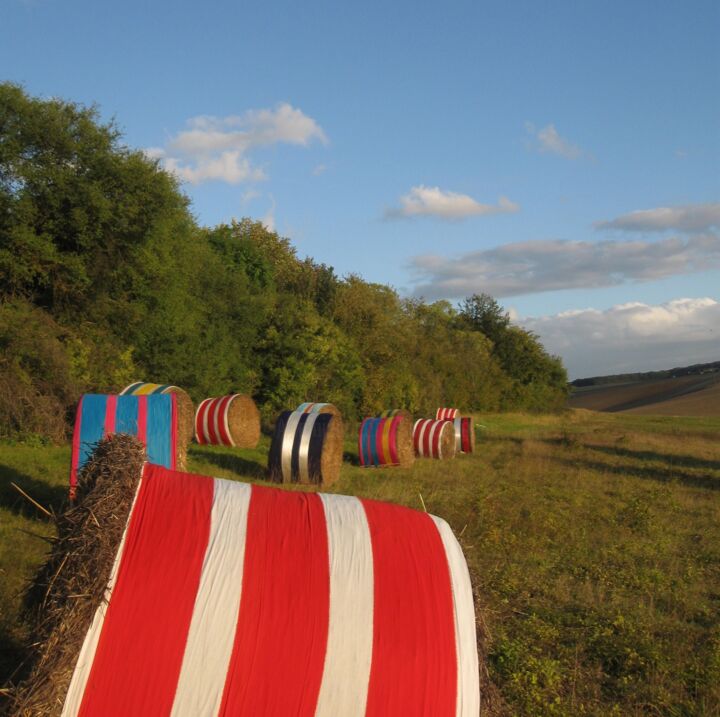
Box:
xmin=569 ymin=373 xmax=720 ymax=416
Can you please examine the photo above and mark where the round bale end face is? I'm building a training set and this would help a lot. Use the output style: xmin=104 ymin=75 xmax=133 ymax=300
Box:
xmin=439 ymin=420 xmax=457 ymax=459
xmin=227 ymin=395 xmax=261 ymax=448
xmin=394 ymin=416 xmax=415 ymax=468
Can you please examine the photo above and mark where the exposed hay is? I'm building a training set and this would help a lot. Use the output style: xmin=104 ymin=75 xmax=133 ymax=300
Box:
xmin=225 ymin=395 xmax=261 ymax=448
xmin=9 ymin=435 xmax=144 ymax=716
xmin=438 ymin=420 xmax=456 ymax=459
xmin=318 ymin=414 xmax=344 ymax=485
xmin=394 ymin=416 xmax=415 ymax=467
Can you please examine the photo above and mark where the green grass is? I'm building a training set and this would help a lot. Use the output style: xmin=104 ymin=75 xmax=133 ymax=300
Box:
xmin=1 ymin=411 xmax=719 ymax=715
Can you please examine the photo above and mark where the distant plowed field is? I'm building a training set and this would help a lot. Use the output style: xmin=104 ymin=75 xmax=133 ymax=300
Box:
xmin=569 ymin=373 xmax=720 ymax=415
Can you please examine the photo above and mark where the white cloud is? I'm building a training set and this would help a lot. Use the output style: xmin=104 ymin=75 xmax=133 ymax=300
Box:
xmin=410 ymin=233 xmax=720 ymax=299
xmin=526 ymin=122 xmax=584 ymax=159
xmin=150 ymin=103 xmax=327 ymax=185
xmin=596 ymin=202 xmax=720 ymax=233
xmin=312 ymin=163 xmax=328 ymax=176
xmin=519 ymin=297 xmax=720 ymax=378
xmin=386 ymin=185 xmax=519 ymax=221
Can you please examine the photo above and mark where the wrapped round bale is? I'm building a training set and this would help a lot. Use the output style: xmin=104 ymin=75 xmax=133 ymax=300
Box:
xmin=413 ymin=418 xmax=457 ymax=459
xmin=358 ymin=415 xmax=415 ymax=468
xmin=454 ymin=416 xmax=475 ymax=454
xmin=194 ymin=394 xmax=260 ymax=448
xmin=120 ymin=382 xmax=194 ymax=466
xmin=268 ymin=409 xmax=344 ymax=485
xmin=436 ymin=407 xmax=460 ymax=420
xmin=70 ymin=393 xmax=183 ymax=499
xmin=378 ymin=408 xmax=413 ymax=419
xmin=12 ymin=440 xmax=480 ymax=716
xmin=296 ymin=401 xmax=342 ymax=417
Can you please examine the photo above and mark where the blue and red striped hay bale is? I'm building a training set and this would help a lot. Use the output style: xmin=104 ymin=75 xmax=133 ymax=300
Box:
xmin=70 ymin=393 xmax=180 ymax=498
xmin=61 ymin=461 xmax=480 ymax=715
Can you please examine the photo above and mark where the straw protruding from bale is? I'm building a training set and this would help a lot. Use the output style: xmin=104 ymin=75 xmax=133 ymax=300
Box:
xmin=454 ymin=416 xmax=475 ymax=454
xmin=358 ymin=416 xmax=415 ymax=468
xmin=10 ymin=434 xmax=145 ymax=716
xmin=268 ymin=409 xmax=344 ymax=485
xmin=435 ymin=407 xmax=460 ymax=421
xmin=120 ymin=381 xmax=194 ymax=468
xmin=413 ymin=418 xmax=457 ymax=459
xmin=194 ymin=394 xmax=260 ymax=448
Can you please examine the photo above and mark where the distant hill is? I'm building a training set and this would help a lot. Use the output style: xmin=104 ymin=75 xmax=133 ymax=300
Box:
xmin=568 ymin=361 xmax=720 ymax=416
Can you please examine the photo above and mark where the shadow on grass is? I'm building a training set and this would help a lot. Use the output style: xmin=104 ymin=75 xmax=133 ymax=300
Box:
xmin=554 ymin=456 xmax=720 ymax=491
xmin=343 ymin=451 xmax=360 ymax=466
xmin=542 ymin=438 xmax=720 ymax=473
xmin=189 ymin=447 xmax=267 ymax=480
xmin=0 ymin=624 xmax=31 ymax=698
xmin=0 ymin=464 xmax=66 ymax=519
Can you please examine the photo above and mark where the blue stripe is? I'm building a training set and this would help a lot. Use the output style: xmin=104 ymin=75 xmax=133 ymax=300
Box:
xmin=120 ymin=382 xmax=142 ymax=395
xmin=368 ymin=417 xmax=380 ymax=466
xmin=115 ymin=396 xmax=139 ymax=435
xmin=360 ymin=419 xmax=370 ymax=466
xmin=152 ymin=384 xmax=171 ymax=394
xmin=145 ymin=394 xmax=173 ymax=468
xmin=78 ymin=395 xmax=108 ymax=472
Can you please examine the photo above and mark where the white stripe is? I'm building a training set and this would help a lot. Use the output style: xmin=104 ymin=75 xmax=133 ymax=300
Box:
xmin=419 ymin=419 xmax=431 ymax=457
xmin=298 ymin=411 xmax=320 ymax=482
xmin=61 ymin=475 xmax=145 ymax=717
xmin=281 ymin=411 xmax=304 ymax=481
xmin=431 ymin=516 xmax=480 ymax=717
xmin=223 ymin=395 xmax=237 ymax=447
xmin=202 ymin=399 xmax=212 ymax=444
xmin=454 ymin=417 xmax=462 ymax=452
xmin=212 ymin=399 xmax=222 ymax=447
xmin=195 ymin=399 xmax=210 ymax=443
xmin=315 ymin=494 xmax=374 ymax=717
xmin=413 ymin=419 xmax=423 ymax=456
xmin=170 ymin=479 xmax=252 ymax=717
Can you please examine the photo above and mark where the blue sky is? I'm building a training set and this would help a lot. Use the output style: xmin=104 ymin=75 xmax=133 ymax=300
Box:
xmin=3 ymin=0 xmax=719 ymax=377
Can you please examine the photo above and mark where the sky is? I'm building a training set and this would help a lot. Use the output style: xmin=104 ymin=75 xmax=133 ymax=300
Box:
xmin=3 ymin=0 xmax=719 ymax=378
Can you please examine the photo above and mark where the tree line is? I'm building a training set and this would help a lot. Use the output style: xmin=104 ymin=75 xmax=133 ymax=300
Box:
xmin=0 ymin=83 xmax=568 ymax=441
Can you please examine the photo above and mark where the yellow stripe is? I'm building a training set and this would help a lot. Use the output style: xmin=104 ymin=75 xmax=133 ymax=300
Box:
xmin=134 ymin=383 xmax=161 ymax=395
xmin=381 ymin=419 xmax=392 ymax=465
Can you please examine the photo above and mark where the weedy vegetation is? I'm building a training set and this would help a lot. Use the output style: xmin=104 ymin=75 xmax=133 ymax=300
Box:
xmin=1 ymin=410 xmax=719 ymax=716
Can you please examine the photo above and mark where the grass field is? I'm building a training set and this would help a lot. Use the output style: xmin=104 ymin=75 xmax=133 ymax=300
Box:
xmin=1 ymin=411 xmax=719 ymax=715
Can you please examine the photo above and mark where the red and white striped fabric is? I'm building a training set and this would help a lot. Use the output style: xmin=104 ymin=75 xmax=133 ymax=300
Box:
xmin=436 ymin=407 xmax=459 ymax=421
xmin=195 ymin=396 xmax=238 ymax=446
xmin=413 ymin=418 xmax=453 ymax=459
xmin=61 ymin=464 xmax=479 ymax=717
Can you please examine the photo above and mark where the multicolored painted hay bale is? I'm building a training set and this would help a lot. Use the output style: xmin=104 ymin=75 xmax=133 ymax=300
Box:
xmin=358 ymin=416 xmax=414 ymax=468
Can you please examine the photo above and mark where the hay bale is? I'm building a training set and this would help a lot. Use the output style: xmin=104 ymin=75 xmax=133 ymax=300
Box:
xmin=120 ymin=382 xmax=194 ymax=468
xmin=194 ymin=394 xmax=260 ymax=448
xmin=435 ymin=407 xmax=460 ymax=420
xmin=12 ymin=457 xmax=480 ymax=715
xmin=296 ymin=401 xmax=342 ymax=418
xmin=268 ymin=410 xmax=344 ymax=485
xmin=358 ymin=415 xmax=415 ymax=468
xmin=11 ymin=434 xmax=145 ymax=716
xmin=413 ymin=418 xmax=457 ymax=459
xmin=378 ymin=408 xmax=413 ymax=420
xmin=70 ymin=393 xmax=182 ymax=498
xmin=454 ymin=416 xmax=475 ymax=454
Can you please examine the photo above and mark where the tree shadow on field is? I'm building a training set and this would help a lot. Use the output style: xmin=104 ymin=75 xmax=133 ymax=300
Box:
xmin=543 ymin=438 xmax=720 ymax=473
xmin=190 ymin=448 xmax=267 ymax=480
xmin=0 ymin=624 xmax=31 ymax=701
xmin=0 ymin=464 xmax=66 ymax=519
xmin=553 ymin=456 xmax=720 ymax=492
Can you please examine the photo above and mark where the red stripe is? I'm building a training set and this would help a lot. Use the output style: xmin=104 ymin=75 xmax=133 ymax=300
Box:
xmin=361 ymin=498 xmax=457 ymax=716
xmin=413 ymin=421 xmax=422 ymax=453
xmin=365 ymin=419 xmax=374 ymax=466
xmin=137 ymin=396 xmax=147 ymax=445
xmin=206 ymin=398 xmax=221 ymax=445
xmin=195 ymin=399 xmax=210 ymax=445
xmin=461 ymin=418 xmax=470 ymax=453
xmin=375 ymin=417 xmax=387 ymax=465
xmin=388 ymin=416 xmax=400 ymax=465
xmin=170 ymin=394 xmax=177 ymax=470
xmin=215 ymin=395 xmax=234 ymax=446
xmin=77 ymin=465 xmax=213 ymax=716
xmin=219 ymin=485 xmax=330 ymax=715
xmin=69 ymin=396 xmax=85 ymax=491
xmin=103 ymin=395 xmax=117 ymax=437
xmin=422 ymin=419 xmax=432 ymax=457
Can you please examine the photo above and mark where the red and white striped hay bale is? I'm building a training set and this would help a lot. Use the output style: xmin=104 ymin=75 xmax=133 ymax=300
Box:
xmin=436 ymin=407 xmax=460 ymax=421
xmin=194 ymin=394 xmax=260 ymax=449
xmin=453 ymin=416 xmax=475 ymax=454
xmin=413 ymin=418 xmax=457 ymax=459
xmin=61 ymin=464 xmax=479 ymax=716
